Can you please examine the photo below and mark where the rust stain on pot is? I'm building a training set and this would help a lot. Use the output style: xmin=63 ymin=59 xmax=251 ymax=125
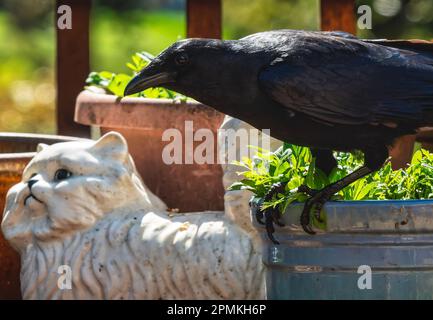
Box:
xmin=88 ymin=110 xmax=97 ymax=124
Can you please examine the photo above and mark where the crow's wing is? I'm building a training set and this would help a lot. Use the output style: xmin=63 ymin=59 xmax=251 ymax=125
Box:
xmin=258 ymin=34 xmax=433 ymax=126
xmin=364 ymin=39 xmax=433 ymax=59
xmin=241 ymin=29 xmax=358 ymax=43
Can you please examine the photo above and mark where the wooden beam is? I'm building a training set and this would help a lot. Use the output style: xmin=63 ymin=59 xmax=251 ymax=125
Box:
xmin=186 ymin=0 xmax=222 ymax=39
xmin=56 ymin=0 xmax=90 ymax=137
xmin=320 ymin=0 xmax=356 ymax=34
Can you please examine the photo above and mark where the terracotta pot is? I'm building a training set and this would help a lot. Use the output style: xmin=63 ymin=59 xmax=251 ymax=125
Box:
xmin=0 ymin=133 xmax=88 ymax=299
xmin=388 ymin=135 xmax=416 ymax=169
xmin=75 ymin=90 xmax=225 ymax=212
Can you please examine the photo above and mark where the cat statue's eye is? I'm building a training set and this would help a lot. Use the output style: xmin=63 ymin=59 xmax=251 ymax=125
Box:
xmin=54 ymin=169 xmax=72 ymax=181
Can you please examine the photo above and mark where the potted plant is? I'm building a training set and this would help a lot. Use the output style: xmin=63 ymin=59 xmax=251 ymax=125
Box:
xmin=231 ymin=144 xmax=433 ymax=299
xmin=0 ymin=133 xmax=88 ymax=299
xmin=75 ymin=52 xmax=225 ymax=212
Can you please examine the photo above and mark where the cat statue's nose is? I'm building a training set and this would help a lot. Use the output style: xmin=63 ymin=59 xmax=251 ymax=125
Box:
xmin=27 ymin=179 xmax=38 ymax=190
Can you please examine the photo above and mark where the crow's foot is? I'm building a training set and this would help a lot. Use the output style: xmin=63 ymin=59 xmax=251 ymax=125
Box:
xmin=250 ymin=201 xmax=282 ymax=244
xmin=264 ymin=207 xmax=282 ymax=244
xmin=298 ymin=184 xmax=326 ymax=223
xmin=250 ymin=182 xmax=287 ymax=244
xmin=299 ymin=165 xmax=374 ymax=235
xmin=300 ymin=188 xmax=333 ymax=234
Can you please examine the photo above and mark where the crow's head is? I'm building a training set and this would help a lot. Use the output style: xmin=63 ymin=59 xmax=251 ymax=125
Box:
xmin=124 ymin=38 xmax=263 ymax=105
xmin=124 ymin=38 xmax=229 ymax=98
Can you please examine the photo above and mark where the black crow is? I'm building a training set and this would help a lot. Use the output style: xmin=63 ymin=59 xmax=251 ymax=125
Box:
xmin=124 ymin=30 xmax=433 ymax=242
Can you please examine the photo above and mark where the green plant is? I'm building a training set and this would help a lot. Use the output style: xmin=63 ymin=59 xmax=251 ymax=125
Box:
xmin=85 ymin=51 xmax=188 ymax=100
xmin=229 ymin=144 xmax=433 ymax=213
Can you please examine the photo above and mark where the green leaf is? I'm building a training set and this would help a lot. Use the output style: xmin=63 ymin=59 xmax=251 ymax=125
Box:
xmin=126 ymin=62 xmax=138 ymax=72
xmin=411 ymin=149 xmax=423 ymax=165
xmin=106 ymin=74 xmax=132 ymax=97
xmin=99 ymin=71 xmax=114 ymax=79
xmin=228 ymin=182 xmax=244 ymax=191
xmin=351 ymin=179 xmax=376 ymax=200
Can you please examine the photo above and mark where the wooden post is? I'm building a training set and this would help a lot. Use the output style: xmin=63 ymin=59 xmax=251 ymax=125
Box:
xmin=186 ymin=0 xmax=222 ymax=39
xmin=56 ymin=0 xmax=90 ymax=137
xmin=320 ymin=0 xmax=356 ymax=34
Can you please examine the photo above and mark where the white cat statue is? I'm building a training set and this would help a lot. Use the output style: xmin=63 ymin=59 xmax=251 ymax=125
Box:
xmin=1 ymin=132 xmax=264 ymax=300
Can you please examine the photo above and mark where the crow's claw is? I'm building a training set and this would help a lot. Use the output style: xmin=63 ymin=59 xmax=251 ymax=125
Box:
xmin=258 ymin=181 xmax=288 ymax=244
xmin=264 ymin=209 xmax=280 ymax=245
xmin=272 ymin=207 xmax=285 ymax=227
xmin=313 ymin=190 xmax=333 ymax=223
xmin=302 ymin=223 xmax=316 ymax=235
xmin=300 ymin=199 xmax=316 ymax=235
xmin=256 ymin=210 xmax=265 ymax=225
xmin=301 ymin=189 xmax=333 ymax=233
xmin=313 ymin=202 xmax=325 ymax=223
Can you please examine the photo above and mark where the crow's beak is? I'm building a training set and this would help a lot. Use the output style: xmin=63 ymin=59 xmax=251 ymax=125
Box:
xmin=124 ymin=70 xmax=176 ymax=96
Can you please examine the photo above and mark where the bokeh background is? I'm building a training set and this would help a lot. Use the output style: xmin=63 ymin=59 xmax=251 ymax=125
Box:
xmin=0 ymin=0 xmax=432 ymax=134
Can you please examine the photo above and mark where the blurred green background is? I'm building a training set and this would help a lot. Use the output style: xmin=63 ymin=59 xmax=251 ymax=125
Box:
xmin=0 ymin=0 xmax=432 ymax=134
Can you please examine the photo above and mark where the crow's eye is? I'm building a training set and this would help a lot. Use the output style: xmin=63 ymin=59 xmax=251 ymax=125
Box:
xmin=175 ymin=53 xmax=189 ymax=65
xmin=54 ymin=169 xmax=72 ymax=181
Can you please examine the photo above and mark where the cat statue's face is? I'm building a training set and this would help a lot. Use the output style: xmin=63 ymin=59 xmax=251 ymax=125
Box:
xmin=1 ymin=132 xmax=166 ymax=251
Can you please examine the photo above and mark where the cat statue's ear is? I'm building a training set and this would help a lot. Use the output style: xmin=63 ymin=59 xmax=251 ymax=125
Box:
xmin=37 ymin=143 xmax=48 ymax=153
xmin=91 ymin=131 xmax=128 ymax=160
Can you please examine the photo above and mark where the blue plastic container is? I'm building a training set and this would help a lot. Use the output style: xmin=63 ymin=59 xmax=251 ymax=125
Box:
xmin=252 ymin=200 xmax=433 ymax=299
